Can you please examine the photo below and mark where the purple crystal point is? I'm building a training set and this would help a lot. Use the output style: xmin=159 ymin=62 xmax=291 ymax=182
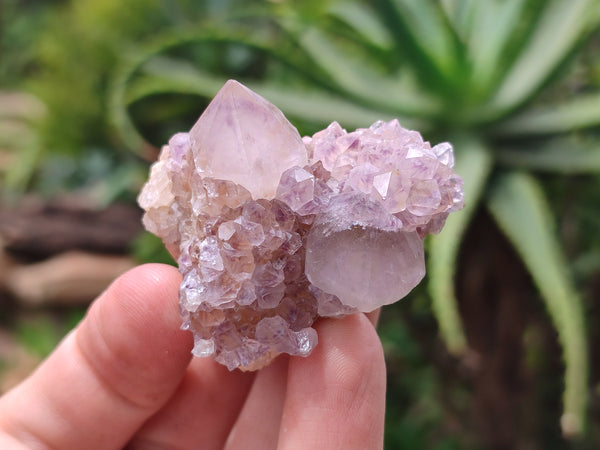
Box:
xmin=189 ymin=80 xmax=307 ymax=199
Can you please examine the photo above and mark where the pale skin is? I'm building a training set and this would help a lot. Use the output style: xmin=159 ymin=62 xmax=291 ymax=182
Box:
xmin=0 ymin=264 xmax=386 ymax=449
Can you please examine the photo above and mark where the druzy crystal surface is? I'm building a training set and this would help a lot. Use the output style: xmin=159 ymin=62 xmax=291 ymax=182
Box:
xmin=138 ymin=80 xmax=464 ymax=371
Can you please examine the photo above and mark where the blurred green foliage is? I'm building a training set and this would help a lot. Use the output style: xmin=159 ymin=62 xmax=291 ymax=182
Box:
xmin=14 ymin=315 xmax=60 ymax=358
xmin=2 ymin=0 xmax=600 ymax=447
xmin=0 ymin=0 xmax=266 ymax=199
xmin=131 ymin=231 xmax=176 ymax=265
xmin=380 ymin=294 xmax=467 ymax=450
xmin=15 ymin=310 xmax=85 ymax=358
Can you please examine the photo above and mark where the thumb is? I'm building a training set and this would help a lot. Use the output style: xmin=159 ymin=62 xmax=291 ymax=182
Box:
xmin=0 ymin=264 xmax=192 ymax=450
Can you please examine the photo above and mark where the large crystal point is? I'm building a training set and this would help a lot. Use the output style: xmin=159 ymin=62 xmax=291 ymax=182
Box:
xmin=189 ymin=80 xmax=308 ymax=199
xmin=305 ymin=193 xmax=425 ymax=311
xmin=306 ymin=226 xmax=425 ymax=311
xmin=138 ymin=80 xmax=464 ymax=371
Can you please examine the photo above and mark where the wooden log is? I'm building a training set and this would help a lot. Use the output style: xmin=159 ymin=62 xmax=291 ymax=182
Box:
xmin=4 ymin=251 xmax=136 ymax=306
xmin=0 ymin=197 xmax=143 ymax=260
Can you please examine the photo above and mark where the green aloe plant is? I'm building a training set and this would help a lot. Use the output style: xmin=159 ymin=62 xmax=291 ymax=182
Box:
xmin=110 ymin=0 xmax=600 ymax=437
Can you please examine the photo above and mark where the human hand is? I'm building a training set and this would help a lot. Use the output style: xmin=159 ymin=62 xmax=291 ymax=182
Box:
xmin=0 ymin=264 xmax=386 ymax=449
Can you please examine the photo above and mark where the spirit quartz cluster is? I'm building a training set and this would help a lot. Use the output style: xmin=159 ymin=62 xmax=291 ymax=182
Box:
xmin=138 ymin=80 xmax=464 ymax=371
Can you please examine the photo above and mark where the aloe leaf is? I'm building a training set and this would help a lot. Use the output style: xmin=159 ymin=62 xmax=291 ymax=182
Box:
xmin=248 ymin=83 xmax=423 ymax=130
xmin=487 ymin=172 xmax=588 ymax=437
xmin=387 ymin=0 xmax=460 ymax=73
xmin=493 ymin=92 xmax=600 ymax=136
xmin=327 ymin=1 xmax=394 ymax=50
xmin=497 ymin=138 xmax=600 ymax=173
xmin=125 ymin=57 xmax=225 ymax=102
xmin=440 ymin=0 xmax=535 ymax=97
xmin=466 ymin=0 xmax=530 ymax=95
xmin=378 ymin=0 xmax=466 ymax=89
xmin=294 ymin=26 xmax=441 ymax=116
xmin=428 ymin=137 xmax=493 ymax=354
xmin=440 ymin=0 xmax=494 ymax=39
xmin=488 ymin=0 xmax=600 ymax=116
xmin=109 ymin=26 xmax=309 ymax=154
xmin=127 ymin=59 xmax=419 ymax=130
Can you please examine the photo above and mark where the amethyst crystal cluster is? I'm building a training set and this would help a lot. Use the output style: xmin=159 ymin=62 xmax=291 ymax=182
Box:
xmin=138 ymin=80 xmax=464 ymax=371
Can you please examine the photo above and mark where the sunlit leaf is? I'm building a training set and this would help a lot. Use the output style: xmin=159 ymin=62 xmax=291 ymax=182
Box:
xmin=497 ymin=138 xmax=600 ymax=173
xmin=327 ymin=1 xmax=394 ymax=50
xmin=466 ymin=0 xmax=530 ymax=96
xmin=487 ymin=171 xmax=588 ymax=437
xmin=439 ymin=0 xmax=480 ymax=36
xmin=488 ymin=0 xmax=600 ymax=116
xmin=376 ymin=0 xmax=467 ymax=92
xmin=428 ymin=137 xmax=493 ymax=354
xmin=493 ymin=91 xmax=600 ymax=136
xmin=294 ymin=26 xmax=441 ymax=116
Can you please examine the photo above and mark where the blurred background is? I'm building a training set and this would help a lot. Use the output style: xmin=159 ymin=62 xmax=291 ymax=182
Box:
xmin=1 ymin=0 xmax=600 ymax=448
